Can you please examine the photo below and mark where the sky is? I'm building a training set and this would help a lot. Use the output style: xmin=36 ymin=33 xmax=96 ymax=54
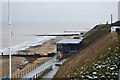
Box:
xmin=2 ymin=2 xmax=118 ymax=25
xmin=0 ymin=0 xmax=119 ymax=49
xmin=0 ymin=1 xmax=119 ymax=37
xmin=1 ymin=0 xmax=120 ymax=2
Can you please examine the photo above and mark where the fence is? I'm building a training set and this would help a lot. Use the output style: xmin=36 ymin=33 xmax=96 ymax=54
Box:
xmin=29 ymin=65 xmax=52 ymax=80
xmin=10 ymin=57 xmax=51 ymax=79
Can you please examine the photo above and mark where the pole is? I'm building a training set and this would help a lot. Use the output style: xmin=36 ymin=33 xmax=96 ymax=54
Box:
xmin=111 ymin=14 xmax=113 ymax=24
xmin=8 ymin=0 xmax=11 ymax=79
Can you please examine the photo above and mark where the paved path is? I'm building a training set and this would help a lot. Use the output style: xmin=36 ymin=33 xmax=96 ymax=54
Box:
xmin=22 ymin=56 xmax=57 ymax=78
xmin=43 ymin=64 xmax=59 ymax=78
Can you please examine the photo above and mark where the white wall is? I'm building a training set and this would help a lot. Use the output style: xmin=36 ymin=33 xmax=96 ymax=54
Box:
xmin=111 ymin=26 xmax=120 ymax=32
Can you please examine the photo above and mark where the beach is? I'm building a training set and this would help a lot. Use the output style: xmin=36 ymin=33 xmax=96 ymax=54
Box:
xmin=1 ymin=36 xmax=73 ymax=78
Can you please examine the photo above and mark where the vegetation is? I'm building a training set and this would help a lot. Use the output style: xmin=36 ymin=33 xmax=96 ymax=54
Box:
xmin=93 ymin=24 xmax=111 ymax=31
xmin=54 ymin=27 xmax=119 ymax=79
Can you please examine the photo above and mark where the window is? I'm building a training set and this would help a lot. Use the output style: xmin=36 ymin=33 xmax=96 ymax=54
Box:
xmin=57 ymin=44 xmax=62 ymax=49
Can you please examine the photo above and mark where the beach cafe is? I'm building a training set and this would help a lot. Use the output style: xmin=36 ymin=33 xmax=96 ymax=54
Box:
xmin=56 ymin=39 xmax=82 ymax=58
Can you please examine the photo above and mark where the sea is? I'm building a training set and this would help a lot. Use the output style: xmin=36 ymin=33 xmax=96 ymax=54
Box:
xmin=0 ymin=22 xmax=86 ymax=55
xmin=1 ymin=2 xmax=118 ymax=55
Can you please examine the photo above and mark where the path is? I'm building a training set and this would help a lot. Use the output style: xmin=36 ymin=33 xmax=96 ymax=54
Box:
xmin=43 ymin=64 xmax=59 ymax=78
xmin=21 ymin=56 xmax=57 ymax=78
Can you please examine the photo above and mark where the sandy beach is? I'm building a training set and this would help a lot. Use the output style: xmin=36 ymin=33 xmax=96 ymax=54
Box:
xmin=1 ymin=36 xmax=73 ymax=78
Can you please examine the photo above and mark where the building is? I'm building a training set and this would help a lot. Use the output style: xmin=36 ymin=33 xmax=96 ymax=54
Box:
xmin=112 ymin=21 xmax=120 ymax=26
xmin=56 ymin=39 xmax=82 ymax=58
xmin=111 ymin=26 xmax=120 ymax=34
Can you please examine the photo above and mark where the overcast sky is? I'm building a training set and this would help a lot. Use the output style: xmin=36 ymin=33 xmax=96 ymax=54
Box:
xmin=1 ymin=0 xmax=120 ymax=2
xmin=1 ymin=2 xmax=118 ymax=30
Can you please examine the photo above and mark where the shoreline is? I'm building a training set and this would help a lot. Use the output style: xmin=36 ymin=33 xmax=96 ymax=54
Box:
xmin=0 ymin=36 xmax=56 ymax=55
xmin=1 ymin=36 xmax=74 ymax=78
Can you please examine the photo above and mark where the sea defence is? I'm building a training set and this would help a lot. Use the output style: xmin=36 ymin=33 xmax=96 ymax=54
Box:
xmin=1 ymin=53 xmax=55 ymax=57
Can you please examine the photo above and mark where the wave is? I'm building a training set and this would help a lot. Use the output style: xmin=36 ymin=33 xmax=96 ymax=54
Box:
xmin=0 ymin=36 xmax=56 ymax=55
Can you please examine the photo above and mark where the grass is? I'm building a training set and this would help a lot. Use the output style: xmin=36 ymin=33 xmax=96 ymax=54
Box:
xmin=116 ymin=34 xmax=120 ymax=42
xmin=75 ymin=45 xmax=119 ymax=79
xmin=54 ymin=29 xmax=118 ymax=79
xmin=72 ymin=33 xmax=120 ymax=79
xmin=96 ymin=24 xmax=111 ymax=31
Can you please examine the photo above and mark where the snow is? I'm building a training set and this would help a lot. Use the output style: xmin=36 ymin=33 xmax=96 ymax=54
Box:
xmin=93 ymin=76 xmax=97 ymax=78
xmin=115 ymin=57 xmax=118 ymax=60
xmin=110 ymin=67 xmax=115 ymax=70
xmin=114 ymin=73 xmax=118 ymax=75
xmin=106 ymin=72 xmax=109 ymax=74
xmin=74 ymin=73 xmax=77 ymax=75
xmin=94 ymin=64 xmax=98 ymax=66
xmin=92 ymin=72 xmax=96 ymax=74
xmin=87 ymin=75 xmax=93 ymax=79
xmin=98 ymin=61 xmax=100 ymax=63
xmin=101 ymin=75 xmax=105 ymax=77
xmin=112 ymin=73 xmax=114 ymax=75
xmin=81 ymin=67 xmax=83 ymax=69
xmin=86 ymin=71 xmax=89 ymax=73
xmin=108 ymin=76 xmax=110 ymax=78
xmin=96 ymin=65 xmax=102 ymax=68
xmin=81 ymin=75 xmax=84 ymax=78
xmin=80 ymin=71 xmax=83 ymax=74
xmin=109 ymin=47 xmax=111 ymax=50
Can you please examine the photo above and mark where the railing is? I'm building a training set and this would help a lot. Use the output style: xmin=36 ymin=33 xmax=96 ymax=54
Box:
xmin=9 ymin=57 xmax=51 ymax=79
xmin=29 ymin=65 xmax=52 ymax=80
xmin=9 ymin=66 xmax=52 ymax=80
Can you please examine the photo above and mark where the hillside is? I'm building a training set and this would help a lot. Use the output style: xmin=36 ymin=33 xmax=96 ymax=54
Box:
xmin=54 ymin=28 xmax=119 ymax=79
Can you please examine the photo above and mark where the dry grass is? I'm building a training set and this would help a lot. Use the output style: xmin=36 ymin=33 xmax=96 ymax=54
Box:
xmin=54 ymin=30 xmax=118 ymax=78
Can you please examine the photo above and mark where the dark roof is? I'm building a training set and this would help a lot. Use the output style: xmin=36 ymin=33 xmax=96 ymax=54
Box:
xmin=112 ymin=21 xmax=120 ymax=26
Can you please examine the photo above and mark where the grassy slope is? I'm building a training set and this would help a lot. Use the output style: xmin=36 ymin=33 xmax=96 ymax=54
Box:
xmin=54 ymin=29 xmax=119 ymax=79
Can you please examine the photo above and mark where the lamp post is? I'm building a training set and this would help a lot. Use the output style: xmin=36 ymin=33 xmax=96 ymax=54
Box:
xmin=8 ymin=0 xmax=11 ymax=79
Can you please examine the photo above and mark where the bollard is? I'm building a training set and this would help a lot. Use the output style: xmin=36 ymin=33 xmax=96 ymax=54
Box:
xmin=27 ymin=68 xmax=29 ymax=73
xmin=33 ymin=76 xmax=35 ymax=80
xmin=24 ymin=69 xmax=26 ymax=75
xmin=30 ymin=77 xmax=32 ymax=80
xmin=33 ymin=65 xmax=34 ymax=70
xmin=38 ymin=72 xmax=39 ymax=76
xmin=17 ymin=74 xmax=18 ymax=78
xmin=31 ymin=66 xmax=32 ymax=71
xmin=29 ymin=67 xmax=31 ymax=72
xmin=24 ymin=70 xmax=25 ymax=75
xmin=21 ymin=71 xmax=23 ymax=76
xmin=19 ymin=72 xmax=21 ymax=78
xmin=32 ymin=65 xmax=34 ymax=70
xmin=14 ymin=76 xmax=16 ymax=79
xmin=36 ymin=74 xmax=38 ymax=80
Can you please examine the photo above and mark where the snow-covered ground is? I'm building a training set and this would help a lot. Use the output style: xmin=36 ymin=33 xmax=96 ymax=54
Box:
xmin=67 ymin=46 xmax=119 ymax=79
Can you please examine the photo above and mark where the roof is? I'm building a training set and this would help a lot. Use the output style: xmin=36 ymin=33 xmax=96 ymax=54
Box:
xmin=111 ymin=26 xmax=120 ymax=28
xmin=56 ymin=39 xmax=82 ymax=44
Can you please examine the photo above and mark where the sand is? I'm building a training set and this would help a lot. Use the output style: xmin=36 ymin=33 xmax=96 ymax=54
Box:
xmin=1 ymin=36 xmax=73 ymax=78
xmin=1 ymin=57 xmax=25 ymax=78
